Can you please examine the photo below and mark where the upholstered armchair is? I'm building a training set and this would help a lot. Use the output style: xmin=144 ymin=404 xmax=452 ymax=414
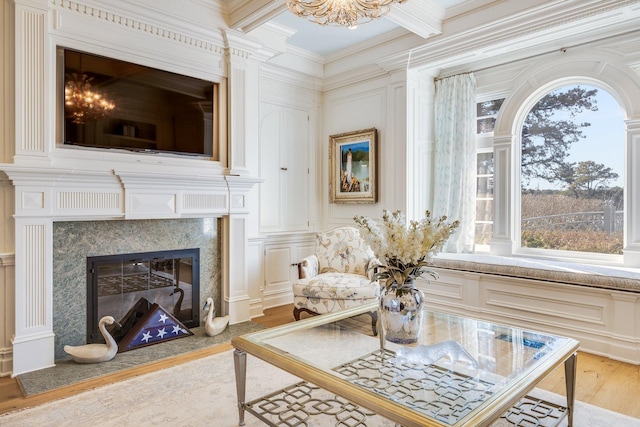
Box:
xmin=292 ymin=226 xmax=380 ymax=335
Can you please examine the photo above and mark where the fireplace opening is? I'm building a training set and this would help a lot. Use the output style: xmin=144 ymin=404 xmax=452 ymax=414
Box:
xmin=87 ymin=249 xmax=200 ymax=344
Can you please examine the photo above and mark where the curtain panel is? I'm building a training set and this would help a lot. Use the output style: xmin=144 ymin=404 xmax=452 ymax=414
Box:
xmin=433 ymin=73 xmax=477 ymax=253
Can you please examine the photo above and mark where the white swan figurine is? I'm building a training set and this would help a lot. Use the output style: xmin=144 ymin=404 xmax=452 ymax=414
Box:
xmin=204 ymin=297 xmax=230 ymax=337
xmin=64 ymin=316 xmax=121 ymax=364
xmin=170 ymin=286 xmax=193 ymax=322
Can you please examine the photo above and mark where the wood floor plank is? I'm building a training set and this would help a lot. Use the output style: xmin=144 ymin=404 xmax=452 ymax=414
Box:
xmin=585 ymin=358 xmax=640 ymax=418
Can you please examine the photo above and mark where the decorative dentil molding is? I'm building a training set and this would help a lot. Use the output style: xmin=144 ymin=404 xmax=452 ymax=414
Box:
xmin=50 ymin=0 xmax=226 ymax=56
xmin=223 ymin=28 xmax=280 ymax=64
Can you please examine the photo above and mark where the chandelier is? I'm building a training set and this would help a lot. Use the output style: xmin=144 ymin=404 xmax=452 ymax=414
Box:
xmin=285 ymin=0 xmax=406 ymax=29
xmin=64 ymin=73 xmax=115 ymax=124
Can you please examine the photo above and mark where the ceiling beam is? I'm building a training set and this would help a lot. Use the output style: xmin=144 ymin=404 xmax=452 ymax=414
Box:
xmin=226 ymin=0 xmax=287 ymax=33
xmin=386 ymin=0 xmax=445 ymax=39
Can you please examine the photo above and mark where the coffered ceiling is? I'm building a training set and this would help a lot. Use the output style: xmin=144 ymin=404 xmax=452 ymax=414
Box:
xmin=225 ymin=0 xmax=482 ymax=56
xmin=223 ymin=0 xmax=640 ymax=84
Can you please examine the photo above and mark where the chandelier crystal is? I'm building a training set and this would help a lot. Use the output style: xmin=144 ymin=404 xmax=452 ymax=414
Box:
xmin=285 ymin=0 xmax=406 ymax=29
xmin=64 ymin=73 xmax=115 ymax=124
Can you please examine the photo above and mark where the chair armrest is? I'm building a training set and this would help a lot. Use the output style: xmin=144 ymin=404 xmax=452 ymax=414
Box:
xmin=365 ymin=257 xmax=383 ymax=280
xmin=298 ymin=255 xmax=319 ymax=279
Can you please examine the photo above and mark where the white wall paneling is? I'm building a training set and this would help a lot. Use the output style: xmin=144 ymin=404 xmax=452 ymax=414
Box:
xmin=324 ymin=80 xmax=390 ymax=226
xmin=259 ymin=102 xmax=310 ymax=232
xmin=247 ymin=238 xmax=265 ymax=319
xmin=262 ymin=233 xmax=315 ymax=310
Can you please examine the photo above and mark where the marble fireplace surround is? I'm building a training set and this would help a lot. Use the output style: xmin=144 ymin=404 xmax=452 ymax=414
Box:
xmin=52 ymin=218 xmax=219 ymax=360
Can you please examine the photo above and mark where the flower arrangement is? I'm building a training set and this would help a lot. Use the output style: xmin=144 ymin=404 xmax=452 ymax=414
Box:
xmin=354 ymin=210 xmax=459 ymax=291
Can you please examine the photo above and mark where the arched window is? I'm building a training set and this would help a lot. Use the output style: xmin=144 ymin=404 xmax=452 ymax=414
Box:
xmin=518 ymin=84 xmax=624 ymax=258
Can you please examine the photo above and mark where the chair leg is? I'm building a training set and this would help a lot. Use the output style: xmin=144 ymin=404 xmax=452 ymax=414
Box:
xmin=295 ymin=307 xmax=377 ymax=336
xmin=293 ymin=307 xmax=319 ymax=321
xmin=368 ymin=311 xmax=378 ymax=336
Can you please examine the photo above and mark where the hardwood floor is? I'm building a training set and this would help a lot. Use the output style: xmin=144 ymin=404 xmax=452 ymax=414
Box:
xmin=1 ymin=304 xmax=639 ymax=420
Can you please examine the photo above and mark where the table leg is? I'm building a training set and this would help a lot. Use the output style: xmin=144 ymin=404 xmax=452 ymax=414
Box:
xmin=564 ymin=352 xmax=577 ymax=427
xmin=233 ymin=348 xmax=247 ymax=426
xmin=378 ymin=308 xmax=385 ymax=351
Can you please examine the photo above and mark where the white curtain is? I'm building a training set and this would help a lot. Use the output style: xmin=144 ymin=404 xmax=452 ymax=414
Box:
xmin=432 ymin=73 xmax=477 ymax=253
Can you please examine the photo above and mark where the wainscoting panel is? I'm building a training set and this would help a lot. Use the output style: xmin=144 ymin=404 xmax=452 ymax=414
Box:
xmin=484 ymin=286 xmax=606 ymax=324
xmin=424 ymin=267 xmax=640 ymax=365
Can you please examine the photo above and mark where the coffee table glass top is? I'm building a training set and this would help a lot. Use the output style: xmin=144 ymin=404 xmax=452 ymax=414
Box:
xmin=232 ymin=302 xmax=579 ymax=427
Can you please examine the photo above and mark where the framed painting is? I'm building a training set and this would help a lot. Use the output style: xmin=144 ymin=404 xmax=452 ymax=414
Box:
xmin=329 ymin=128 xmax=377 ymax=204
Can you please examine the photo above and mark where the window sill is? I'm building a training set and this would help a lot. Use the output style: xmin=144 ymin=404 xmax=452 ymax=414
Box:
xmin=433 ymin=253 xmax=640 ymax=292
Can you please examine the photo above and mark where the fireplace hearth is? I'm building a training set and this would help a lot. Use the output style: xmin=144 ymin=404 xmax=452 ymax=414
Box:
xmin=87 ymin=249 xmax=200 ymax=344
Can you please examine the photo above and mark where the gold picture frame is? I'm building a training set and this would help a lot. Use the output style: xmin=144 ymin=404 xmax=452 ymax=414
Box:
xmin=329 ymin=128 xmax=377 ymax=204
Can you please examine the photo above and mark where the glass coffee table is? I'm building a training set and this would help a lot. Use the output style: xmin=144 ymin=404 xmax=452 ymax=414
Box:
xmin=232 ymin=302 xmax=579 ymax=427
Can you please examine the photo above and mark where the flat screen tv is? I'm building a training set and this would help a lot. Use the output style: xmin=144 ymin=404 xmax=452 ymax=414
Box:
xmin=59 ymin=47 xmax=218 ymax=157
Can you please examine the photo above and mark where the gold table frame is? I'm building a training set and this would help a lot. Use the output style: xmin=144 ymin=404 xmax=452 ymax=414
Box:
xmin=232 ymin=303 xmax=579 ymax=427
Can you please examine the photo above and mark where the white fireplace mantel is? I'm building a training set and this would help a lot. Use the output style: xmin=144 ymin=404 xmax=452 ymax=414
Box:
xmin=1 ymin=165 xmax=249 ymax=218
xmin=1 ymin=163 xmax=261 ymax=375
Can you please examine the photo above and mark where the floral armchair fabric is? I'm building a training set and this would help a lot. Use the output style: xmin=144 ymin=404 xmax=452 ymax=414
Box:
xmin=292 ymin=226 xmax=380 ymax=335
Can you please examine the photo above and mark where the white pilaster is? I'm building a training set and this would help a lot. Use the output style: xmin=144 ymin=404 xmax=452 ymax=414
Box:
xmin=14 ymin=0 xmax=50 ymax=160
xmin=224 ymin=31 xmax=257 ymax=176
xmin=406 ymin=69 xmax=436 ymax=219
xmin=223 ymin=29 xmax=278 ymax=177
xmin=12 ymin=217 xmax=54 ymax=376
xmin=624 ymin=118 xmax=640 ymax=267
xmin=223 ymin=175 xmax=263 ymax=323
xmin=490 ymin=134 xmax=515 ymax=256
xmin=10 ymin=0 xmax=56 ymax=376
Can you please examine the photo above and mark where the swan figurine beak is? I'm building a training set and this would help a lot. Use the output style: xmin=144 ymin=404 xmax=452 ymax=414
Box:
xmin=204 ymin=297 xmax=229 ymax=337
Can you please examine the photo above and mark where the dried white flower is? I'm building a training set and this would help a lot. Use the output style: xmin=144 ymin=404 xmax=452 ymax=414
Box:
xmin=354 ymin=210 xmax=459 ymax=290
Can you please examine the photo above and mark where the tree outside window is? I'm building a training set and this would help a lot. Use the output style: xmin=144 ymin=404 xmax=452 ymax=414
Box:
xmin=520 ymin=85 xmax=624 ymax=255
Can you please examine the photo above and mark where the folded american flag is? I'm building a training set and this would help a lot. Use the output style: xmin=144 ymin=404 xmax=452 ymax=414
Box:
xmin=118 ymin=303 xmax=193 ymax=353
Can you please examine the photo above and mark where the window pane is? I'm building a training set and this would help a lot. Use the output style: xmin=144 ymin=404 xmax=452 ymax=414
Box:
xmin=477 ymin=152 xmax=494 ymax=175
xmin=475 ymin=199 xmax=493 ymax=221
xmin=475 ymin=98 xmax=501 ymax=250
xmin=477 ymin=99 xmax=504 ymax=117
xmin=475 ymin=150 xmax=494 ymax=248
xmin=474 ymin=223 xmax=493 ymax=245
xmin=476 ymin=177 xmax=494 ymax=198
xmin=477 ymin=117 xmax=496 ymax=134
xmin=520 ymin=85 xmax=624 ymax=255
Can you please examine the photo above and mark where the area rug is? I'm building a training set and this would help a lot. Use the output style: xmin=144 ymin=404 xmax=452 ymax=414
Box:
xmin=2 ymin=349 xmax=639 ymax=426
